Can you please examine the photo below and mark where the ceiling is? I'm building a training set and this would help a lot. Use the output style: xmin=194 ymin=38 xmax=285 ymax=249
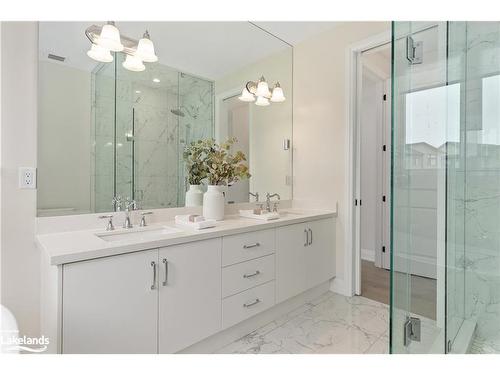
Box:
xmin=39 ymin=21 xmax=338 ymax=80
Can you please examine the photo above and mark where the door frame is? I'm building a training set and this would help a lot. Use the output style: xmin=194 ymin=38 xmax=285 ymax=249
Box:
xmin=345 ymin=30 xmax=391 ymax=296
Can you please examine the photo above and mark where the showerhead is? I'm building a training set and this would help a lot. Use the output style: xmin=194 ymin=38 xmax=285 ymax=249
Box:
xmin=170 ymin=108 xmax=185 ymax=117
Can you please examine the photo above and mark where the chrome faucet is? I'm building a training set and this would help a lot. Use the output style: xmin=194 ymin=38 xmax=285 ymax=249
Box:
xmin=122 ymin=198 xmax=137 ymax=228
xmin=265 ymin=193 xmax=281 ymax=212
xmin=249 ymin=192 xmax=259 ymax=202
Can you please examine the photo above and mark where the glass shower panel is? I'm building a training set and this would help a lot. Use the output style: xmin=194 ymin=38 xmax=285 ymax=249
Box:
xmin=92 ymin=61 xmax=116 ymax=212
xmin=391 ymin=21 xmax=448 ymax=353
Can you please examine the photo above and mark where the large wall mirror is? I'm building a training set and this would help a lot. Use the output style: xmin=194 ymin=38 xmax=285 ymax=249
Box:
xmin=37 ymin=22 xmax=293 ymax=216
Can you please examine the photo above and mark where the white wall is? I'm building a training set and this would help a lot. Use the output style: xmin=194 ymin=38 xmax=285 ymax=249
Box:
xmin=0 ymin=22 xmax=39 ymax=337
xmin=38 ymin=60 xmax=91 ymax=215
xmin=292 ymin=22 xmax=390 ymax=293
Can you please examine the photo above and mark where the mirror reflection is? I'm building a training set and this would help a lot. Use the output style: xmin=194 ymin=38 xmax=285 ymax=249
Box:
xmin=37 ymin=22 xmax=292 ymax=216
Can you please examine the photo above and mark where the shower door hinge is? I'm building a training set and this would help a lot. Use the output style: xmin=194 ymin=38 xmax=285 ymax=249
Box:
xmin=406 ymin=36 xmax=423 ymax=65
xmin=404 ymin=316 xmax=421 ymax=347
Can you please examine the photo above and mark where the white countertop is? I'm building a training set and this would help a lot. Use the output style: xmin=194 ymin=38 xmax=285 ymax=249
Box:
xmin=37 ymin=209 xmax=337 ymax=266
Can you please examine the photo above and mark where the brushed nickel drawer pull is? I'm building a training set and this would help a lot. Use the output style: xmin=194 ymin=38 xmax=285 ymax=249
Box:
xmin=162 ymin=258 xmax=168 ymax=286
xmin=243 ymin=242 xmax=260 ymax=249
xmin=243 ymin=270 xmax=261 ymax=279
xmin=150 ymin=261 xmax=157 ymax=290
xmin=243 ymin=298 xmax=261 ymax=308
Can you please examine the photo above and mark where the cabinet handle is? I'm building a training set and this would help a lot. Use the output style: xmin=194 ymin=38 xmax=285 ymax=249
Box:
xmin=304 ymin=229 xmax=308 ymax=247
xmin=243 ymin=270 xmax=261 ymax=279
xmin=150 ymin=261 xmax=157 ymax=290
xmin=162 ymin=258 xmax=168 ymax=286
xmin=243 ymin=242 xmax=260 ymax=249
xmin=243 ymin=298 xmax=261 ymax=308
xmin=308 ymin=229 xmax=313 ymax=245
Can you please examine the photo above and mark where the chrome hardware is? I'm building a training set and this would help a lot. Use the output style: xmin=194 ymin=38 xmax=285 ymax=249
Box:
xmin=304 ymin=229 xmax=309 ymax=247
xmin=308 ymin=228 xmax=313 ymax=246
xmin=162 ymin=258 xmax=168 ymax=286
xmin=243 ymin=298 xmax=261 ymax=308
xmin=112 ymin=195 xmax=123 ymax=211
xmin=98 ymin=215 xmax=114 ymax=231
xmin=243 ymin=270 xmax=261 ymax=279
xmin=283 ymin=138 xmax=290 ymax=150
xmin=243 ymin=243 xmax=260 ymax=249
xmin=150 ymin=261 xmax=157 ymax=290
xmin=249 ymin=192 xmax=259 ymax=202
xmin=406 ymin=36 xmax=423 ymax=65
xmin=123 ymin=198 xmax=137 ymax=229
xmin=265 ymin=192 xmax=281 ymax=212
xmin=272 ymin=202 xmax=279 ymax=212
xmin=140 ymin=211 xmax=153 ymax=227
xmin=403 ymin=316 xmax=421 ymax=346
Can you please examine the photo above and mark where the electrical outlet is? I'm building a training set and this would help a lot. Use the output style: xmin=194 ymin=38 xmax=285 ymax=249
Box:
xmin=19 ymin=167 xmax=37 ymax=189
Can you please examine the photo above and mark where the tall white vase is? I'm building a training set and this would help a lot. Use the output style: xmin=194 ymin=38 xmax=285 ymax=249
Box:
xmin=203 ymin=185 xmax=225 ymax=220
xmin=185 ymin=184 xmax=204 ymax=207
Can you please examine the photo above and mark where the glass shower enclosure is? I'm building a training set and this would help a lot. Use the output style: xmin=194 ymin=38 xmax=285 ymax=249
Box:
xmin=91 ymin=54 xmax=214 ymax=213
xmin=391 ymin=21 xmax=500 ymax=354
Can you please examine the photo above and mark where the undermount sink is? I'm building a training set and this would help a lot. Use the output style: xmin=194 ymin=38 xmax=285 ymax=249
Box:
xmin=95 ymin=226 xmax=182 ymax=242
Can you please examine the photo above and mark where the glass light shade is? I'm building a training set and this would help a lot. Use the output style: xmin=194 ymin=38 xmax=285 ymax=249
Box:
xmin=97 ymin=23 xmax=124 ymax=52
xmin=270 ymin=86 xmax=286 ymax=102
xmin=238 ymin=87 xmax=255 ymax=102
xmin=122 ymin=54 xmax=145 ymax=72
xmin=256 ymin=80 xmax=271 ymax=97
xmin=136 ymin=36 xmax=158 ymax=63
xmin=255 ymin=96 xmax=270 ymax=106
xmin=87 ymin=43 xmax=113 ymax=63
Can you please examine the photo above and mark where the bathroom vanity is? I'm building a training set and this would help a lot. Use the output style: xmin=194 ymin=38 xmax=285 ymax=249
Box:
xmin=38 ymin=209 xmax=336 ymax=354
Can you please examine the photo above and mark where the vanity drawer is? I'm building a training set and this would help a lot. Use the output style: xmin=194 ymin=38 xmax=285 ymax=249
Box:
xmin=222 ymin=254 xmax=275 ymax=298
xmin=222 ymin=229 xmax=275 ymax=266
xmin=222 ymin=281 xmax=275 ymax=329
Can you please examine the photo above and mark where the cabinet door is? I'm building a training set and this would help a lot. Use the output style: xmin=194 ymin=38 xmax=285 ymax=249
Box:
xmin=276 ymin=223 xmax=308 ymax=303
xmin=158 ymin=238 xmax=222 ymax=353
xmin=62 ymin=250 xmax=158 ymax=353
xmin=306 ymin=218 xmax=336 ymax=289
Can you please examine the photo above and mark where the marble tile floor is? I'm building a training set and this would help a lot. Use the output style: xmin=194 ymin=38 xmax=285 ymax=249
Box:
xmin=469 ymin=302 xmax=500 ymax=354
xmin=216 ymin=291 xmax=389 ymax=354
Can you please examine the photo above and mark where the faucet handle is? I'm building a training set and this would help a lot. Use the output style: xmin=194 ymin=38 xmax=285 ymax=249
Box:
xmin=112 ymin=196 xmax=123 ymax=211
xmin=139 ymin=211 xmax=153 ymax=227
xmin=98 ymin=215 xmax=114 ymax=231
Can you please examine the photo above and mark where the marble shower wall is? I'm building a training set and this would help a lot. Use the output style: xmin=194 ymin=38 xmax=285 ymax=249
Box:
xmin=93 ymin=55 xmax=214 ymax=212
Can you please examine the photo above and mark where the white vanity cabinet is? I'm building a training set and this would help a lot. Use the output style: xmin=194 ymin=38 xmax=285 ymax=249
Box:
xmin=276 ymin=218 xmax=335 ymax=303
xmin=158 ymin=238 xmax=222 ymax=353
xmin=62 ymin=250 xmax=159 ymax=354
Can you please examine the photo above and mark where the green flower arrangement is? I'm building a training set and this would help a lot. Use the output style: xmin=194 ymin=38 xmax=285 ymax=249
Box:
xmin=183 ymin=137 xmax=251 ymax=186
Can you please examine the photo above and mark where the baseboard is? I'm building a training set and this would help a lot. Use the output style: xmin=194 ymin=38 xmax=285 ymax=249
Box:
xmin=330 ymin=277 xmax=351 ymax=296
xmin=361 ymin=248 xmax=375 ymax=262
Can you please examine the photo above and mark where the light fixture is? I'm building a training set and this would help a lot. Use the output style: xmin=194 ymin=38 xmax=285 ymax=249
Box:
xmin=85 ymin=23 xmax=159 ymax=72
xmin=255 ymin=96 xmax=270 ymax=106
xmin=87 ymin=43 xmax=113 ymax=63
xmin=122 ymin=54 xmax=145 ymax=72
xmin=270 ymin=82 xmax=286 ymax=102
xmin=238 ymin=87 xmax=256 ymax=102
xmin=152 ymin=78 xmax=161 ymax=83
xmin=239 ymin=76 xmax=286 ymax=106
xmin=97 ymin=22 xmax=124 ymax=52
xmin=135 ymin=30 xmax=158 ymax=63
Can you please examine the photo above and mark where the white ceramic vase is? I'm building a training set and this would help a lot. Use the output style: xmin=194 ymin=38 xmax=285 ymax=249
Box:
xmin=185 ymin=184 xmax=204 ymax=207
xmin=203 ymin=185 xmax=225 ymax=220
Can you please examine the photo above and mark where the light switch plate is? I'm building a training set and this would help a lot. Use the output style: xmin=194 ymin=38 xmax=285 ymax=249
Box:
xmin=19 ymin=167 xmax=37 ymax=189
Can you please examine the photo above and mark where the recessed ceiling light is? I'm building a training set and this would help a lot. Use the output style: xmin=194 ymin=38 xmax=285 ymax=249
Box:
xmin=135 ymin=90 xmax=141 ymax=94
xmin=153 ymin=78 xmax=160 ymax=83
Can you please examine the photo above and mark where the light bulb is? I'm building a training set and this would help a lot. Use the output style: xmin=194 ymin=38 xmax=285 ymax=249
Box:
xmin=87 ymin=43 xmax=113 ymax=63
xmin=256 ymin=76 xmax=271 ymax=97
xmin=97 ymin=22 xmax=124 ymax=52
xmin=122 ymin=54 xmax=145 ymax=72
xmin=255 ymin=96 xmax=270 ymax=106
xmin=135 ymin=31 xmax=158 ymax=63
xmin=238 ymin=87 xmax=255 ymax=102
xmin=270 ymin=83 xmax=286 ymax=102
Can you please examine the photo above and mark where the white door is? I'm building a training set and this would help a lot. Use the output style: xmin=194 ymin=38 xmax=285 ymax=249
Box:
xmin=305 ymin=219 xmax=336 ymax=289
xmin=158 ymin=238 xmax=222 ymax=353
xmin=276 ymin=222 xmax=308 ymax=303
xmin=62 ymin=250 xmax=158 ymax=353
